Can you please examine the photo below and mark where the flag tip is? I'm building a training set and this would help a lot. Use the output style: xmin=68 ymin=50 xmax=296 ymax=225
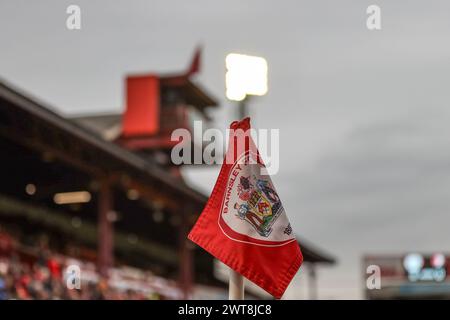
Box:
xmin=230 ymin=117 xmax=251 ymax=130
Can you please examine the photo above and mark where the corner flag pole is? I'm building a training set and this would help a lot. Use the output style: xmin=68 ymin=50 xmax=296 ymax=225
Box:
xmin=227 ymin=97 xmax=249 ymax=300
xmin=229 ymin=269 xmax=244 ymax=299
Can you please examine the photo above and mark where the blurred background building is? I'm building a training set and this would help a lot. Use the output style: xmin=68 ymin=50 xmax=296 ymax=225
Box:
xmin=363 ymin=253 xmax=450 ymax=299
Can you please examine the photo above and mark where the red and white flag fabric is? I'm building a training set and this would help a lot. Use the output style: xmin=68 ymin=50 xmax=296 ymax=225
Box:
xmin=188 ymin=117 xmax=303 ymax=299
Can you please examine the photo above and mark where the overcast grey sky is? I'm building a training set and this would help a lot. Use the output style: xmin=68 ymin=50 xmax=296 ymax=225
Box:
xmin=1 ymin=0 xmax=450 ymax=299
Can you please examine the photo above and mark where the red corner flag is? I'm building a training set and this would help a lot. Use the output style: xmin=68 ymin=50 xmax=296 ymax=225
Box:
xmin=188 ymin=117 xmax=303 ymax=299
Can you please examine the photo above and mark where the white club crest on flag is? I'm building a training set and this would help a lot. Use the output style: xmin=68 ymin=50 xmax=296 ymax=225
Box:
xmin=219 ymin=151 xmax=295 ymax=246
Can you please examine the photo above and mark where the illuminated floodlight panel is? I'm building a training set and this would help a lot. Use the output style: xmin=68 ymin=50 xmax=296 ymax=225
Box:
xmin=225 ymin=53 xmax=268 ymax=101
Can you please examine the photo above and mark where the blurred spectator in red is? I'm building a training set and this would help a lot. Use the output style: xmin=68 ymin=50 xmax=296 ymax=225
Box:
xmin=0 ymin=228 xmax=14 ymax=257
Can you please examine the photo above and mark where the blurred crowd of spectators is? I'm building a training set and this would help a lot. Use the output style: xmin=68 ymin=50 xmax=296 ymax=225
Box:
xmin=0 ymin=228 xmax=173 ymax=300
xmin=0 ymin=257 xmax=151 ymax=300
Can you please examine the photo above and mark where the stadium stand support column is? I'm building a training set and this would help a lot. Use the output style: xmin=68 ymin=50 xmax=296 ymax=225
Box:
xmin=98 ymin=179 xmax=114 ymax=277
xmin=179 ymin=204 xmax=193 ymax=299
xmin=308 ymin=263 xmax=318 ymax=300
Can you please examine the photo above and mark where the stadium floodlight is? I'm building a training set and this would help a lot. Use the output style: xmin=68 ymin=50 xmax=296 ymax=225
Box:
xmin=225 ymin=53 xmax=268 ymax=102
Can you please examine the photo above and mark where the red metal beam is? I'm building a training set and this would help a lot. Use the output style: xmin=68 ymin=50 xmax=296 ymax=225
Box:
xmin=97 ymin=179 xmax=114 ymax=277
xmin=179 ymin=208 xmax=194 ymax=299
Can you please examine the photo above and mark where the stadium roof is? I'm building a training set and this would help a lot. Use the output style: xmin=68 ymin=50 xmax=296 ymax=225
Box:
xmin=0 ymin=79 xmax=207 ymax=208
